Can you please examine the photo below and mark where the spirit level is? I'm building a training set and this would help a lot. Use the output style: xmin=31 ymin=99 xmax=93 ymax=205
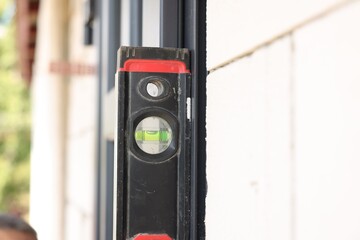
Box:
xmin=114 ymin=46 xmax=191 ymax=240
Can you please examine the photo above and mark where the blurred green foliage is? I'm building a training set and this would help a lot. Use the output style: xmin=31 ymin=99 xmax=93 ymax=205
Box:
xmin=0 ymin=0 xmax=31 ymax=215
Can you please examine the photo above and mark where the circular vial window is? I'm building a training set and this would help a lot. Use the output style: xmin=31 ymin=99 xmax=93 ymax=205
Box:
xmin=146 ymin=80 xmax=164 ymax=97
xmin=134 ymin=116 xmax=173 ymax=155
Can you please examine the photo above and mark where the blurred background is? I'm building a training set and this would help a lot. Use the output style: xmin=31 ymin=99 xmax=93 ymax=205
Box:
xmin=1 ymin=0 xmax=360 ymax=240
xmin=0 ymin=0 xmax=31 ymax=217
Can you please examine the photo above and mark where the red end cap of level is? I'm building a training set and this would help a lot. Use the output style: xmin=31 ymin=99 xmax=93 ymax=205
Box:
xmin=119 ymin=59 xmax=190 ymax=74
xmin=133 ymin=234 xmax=172 ymax=240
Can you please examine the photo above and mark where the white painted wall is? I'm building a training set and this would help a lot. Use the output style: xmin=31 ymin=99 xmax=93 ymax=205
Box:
xmin=30 ymin=0 xmax=97 ymax=239
xmin=207 ymin=0 xmax=341 ymax=67
xmin=66 ymin=0 xmax=97 ymax=239
xmin=294 ymin=3 xmax=360 ymax=239
xmin=30 ymin=0 xmax=68 ymax=239
xmin=206 ymin=0 xmax=360 ymax=239
xmin=207 ymin=37 xmax=293 ymax=240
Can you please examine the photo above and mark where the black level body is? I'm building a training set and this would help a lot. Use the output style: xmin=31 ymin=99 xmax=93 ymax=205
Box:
xmin=115 ymin=47 xmax=191 ymax=240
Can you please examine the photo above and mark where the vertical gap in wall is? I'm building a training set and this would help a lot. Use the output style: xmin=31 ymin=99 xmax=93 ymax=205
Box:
xmin=289 ymin=33 xmax=297 ymax=240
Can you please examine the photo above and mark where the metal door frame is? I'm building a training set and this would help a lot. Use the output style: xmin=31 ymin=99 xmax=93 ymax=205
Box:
xmin=95 ymin=0 xmax=206 ymax=239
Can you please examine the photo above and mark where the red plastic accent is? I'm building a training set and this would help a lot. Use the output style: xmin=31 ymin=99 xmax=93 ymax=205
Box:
xmin=133 ymin=234 xmax=172 ymax=240
xmin=119 ymin=59 xmax=190 ymax=73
